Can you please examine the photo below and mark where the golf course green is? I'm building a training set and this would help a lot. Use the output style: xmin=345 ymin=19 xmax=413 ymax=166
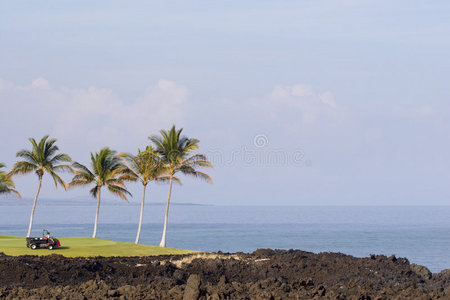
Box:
xmin=0 ymin=235 xmax=194 ymax=257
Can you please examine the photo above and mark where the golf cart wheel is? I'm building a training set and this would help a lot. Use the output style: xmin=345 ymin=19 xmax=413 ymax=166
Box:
xmin=30 ymin=244 xmax=37 ymax=250
xmin=48 ymin=245 xmax=53 ymax=250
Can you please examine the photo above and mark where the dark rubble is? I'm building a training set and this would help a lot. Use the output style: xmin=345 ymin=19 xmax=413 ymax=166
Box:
xmin=0 ymin=249 xmax=449 ymax=299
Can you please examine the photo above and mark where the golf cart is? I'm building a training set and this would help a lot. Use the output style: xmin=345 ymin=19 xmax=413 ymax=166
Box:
xmin=26 ymin=228 xmax=61 ymax=250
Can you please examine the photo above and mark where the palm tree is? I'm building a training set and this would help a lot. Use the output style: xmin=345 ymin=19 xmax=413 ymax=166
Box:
xmin=121 ymin=147 xmax=175 ymax=244
xmin=0 ymin=163 xmax=21 ymax=199
xmin=9 ymin=135 xmax=72 ymax=237
xmin=69 ymin=147 xmax=131 ymax=238
xmin=149 ymin=125 xmax=213 ymax=247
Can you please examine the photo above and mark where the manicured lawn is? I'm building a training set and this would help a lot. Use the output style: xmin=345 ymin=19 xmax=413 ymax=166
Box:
xmin=0 ymin=235 xmax=194 ymax=257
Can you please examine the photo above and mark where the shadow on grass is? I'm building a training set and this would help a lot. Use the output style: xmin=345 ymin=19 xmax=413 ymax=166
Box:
xmin=29 ymin=246 xmax=70 ymax=251
xmin=54 ymin=246 xmax=70 ymax=250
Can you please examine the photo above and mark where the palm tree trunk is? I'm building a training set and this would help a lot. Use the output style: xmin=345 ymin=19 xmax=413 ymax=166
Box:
xmin=135 ymin=183 xmax=147 ymax=244
xmin=159 ymin=175 xmax=173 ymax=247
xmin=92 ymin=187 xmax=101 ymax=238
xmin=26 ymin=176 xmax=42 ymax=237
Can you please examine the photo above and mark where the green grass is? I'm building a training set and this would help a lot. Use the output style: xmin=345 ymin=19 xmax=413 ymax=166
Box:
xmin=0 ymin=235 xmax=195 ymax=257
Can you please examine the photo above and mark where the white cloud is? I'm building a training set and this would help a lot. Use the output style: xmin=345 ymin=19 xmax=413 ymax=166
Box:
xmin=0 ymin=78 xmax=188 ymax=153
xmin=0 ymin=79 xmax=15 ymax=89
xmin=291 ymin=84 xmax=314 ymax=98
xmin=31 ymin=77 xmax=51 ymax=89
xmin=319 ymin=91 xmax=337 ymax=108
xmin=270 ymin=83 xmax=337 ymax=123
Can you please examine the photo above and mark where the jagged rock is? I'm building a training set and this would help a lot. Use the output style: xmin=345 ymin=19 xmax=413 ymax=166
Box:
xmin=0 ymin=251 xmax=447 ymax=299
xmin=183 ymin=274 xmax=201 ymax=300
xmin=410 ymin=264 xmax=432 ymax=279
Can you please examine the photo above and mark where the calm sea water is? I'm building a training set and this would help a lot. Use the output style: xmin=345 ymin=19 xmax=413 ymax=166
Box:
xmin=0 ymin=199 xmax=449 ymax=273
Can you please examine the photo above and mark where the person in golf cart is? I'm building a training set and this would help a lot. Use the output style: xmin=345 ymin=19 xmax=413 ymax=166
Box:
xmin=43 ymin=228 xmax=52 ymax=242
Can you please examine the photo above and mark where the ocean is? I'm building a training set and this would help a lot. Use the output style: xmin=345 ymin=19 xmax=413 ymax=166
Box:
xmin=0 ymin=199 xmax=449 ymax=273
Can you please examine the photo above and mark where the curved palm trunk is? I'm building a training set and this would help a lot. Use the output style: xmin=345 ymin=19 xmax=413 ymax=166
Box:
xmin=92 ymin=187 xmax=101 ymax=238
xmin=135 ymin=183 xmax=147 ymax=244
xmin=159 ymin=176 xmax=173 ymax=247
xmin=26 ymin=176 xmax=42 ymax=237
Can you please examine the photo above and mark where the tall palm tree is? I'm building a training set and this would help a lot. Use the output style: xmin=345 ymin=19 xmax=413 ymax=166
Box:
xmin=149 ymin=125 xmax=213 ymax=247
xmin=9 ymin=135 xmax=72 ymax=237
xmin=69 ymin=147 xmax=131 ymax=238
xmin=0 ymin=163 xmax=21 ymax=199
xmin=121 ymin=147 xmax=175 ymax=244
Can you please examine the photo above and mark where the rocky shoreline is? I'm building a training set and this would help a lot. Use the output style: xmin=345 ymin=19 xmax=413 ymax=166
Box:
xmin=1 ymin=250 xmax=449 ymax=299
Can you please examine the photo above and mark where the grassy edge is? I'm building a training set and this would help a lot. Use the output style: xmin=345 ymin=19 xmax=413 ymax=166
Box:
xmin=0 ymin=235 xmax=196 ymax=257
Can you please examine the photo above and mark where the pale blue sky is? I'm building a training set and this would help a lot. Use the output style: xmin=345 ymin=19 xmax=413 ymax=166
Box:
xmin=1 ymin=1 xmax=450 ymax=205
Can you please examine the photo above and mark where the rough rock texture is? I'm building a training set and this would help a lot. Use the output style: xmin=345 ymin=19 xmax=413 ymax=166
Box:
xmin=410 ymin=263 xmax=432 ymax=279
xmin=0 ymin=249 xmax=449 ymax=299
xmin=183 ymin=274 xmax=201 ymax=300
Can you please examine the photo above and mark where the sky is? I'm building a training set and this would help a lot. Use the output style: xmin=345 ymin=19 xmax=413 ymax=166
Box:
xmin=1 ymin=0 xmax=450 ymax=205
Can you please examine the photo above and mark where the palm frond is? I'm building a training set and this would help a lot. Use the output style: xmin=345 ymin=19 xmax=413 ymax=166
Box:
xmin=9 ymin=161 xmax=38 ymax=176
xmin=171 ymin=176 xmax=182 ymax=185
xmin=179 ymin=167 xmax=213 ymax=183
xmin=153 ymin=175 xmax=173 ymax=184
xmin=52 ymin=164 xmax=74 ymax=173
xmin=149 ymin=125 xmax=213 ymax=186
xmin=72 ymin=162 xmax=94 ymax=176
xmin=0 ymin=164 xmax=22 ymax=199
xmin=148 ymin=135 xmax=164 ymax=154
xmin=13 ymin=135 xmax=71 ymax=188
xmin=118 ymin=167 xmax=139 ymax=182
xmin=9 ymin=189 xmax=22 ymax=199
xmin=89 ymin=185 xmax=100 ymax=198
xmin=71 ymin=148 xmax=133 ymax=204
xmin=0 ymin=185 xmax=22 ymax=198
xmin=69 ymin=161 xmax=96 ymax=188
xmin=105 ymin=177 xmax=127 ymax=186
xmin=50 ymin=153 xmax=72 ymax=164
xmin=47 ymin=169 xmax=67 ymax=190
xmin=107 ymin=184 xmax=131 ymax=202
xmin=16 ymin=150 xmax=38 ymax=164
xmin=182 ymin=154 xmax=214 ymax=169
xmin=69 ymin=179 xmax=93 ymax=188
xmin=28 ymin=137 xmax=40 ymax=153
